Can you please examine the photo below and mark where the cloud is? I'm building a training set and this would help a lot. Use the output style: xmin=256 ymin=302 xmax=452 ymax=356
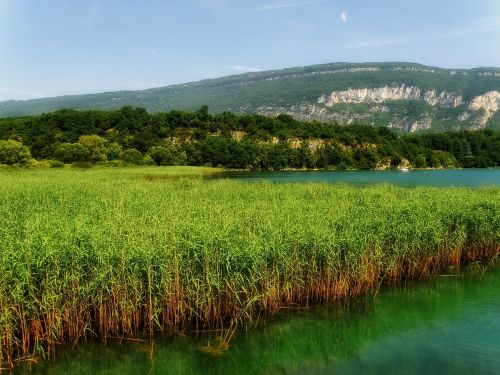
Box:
xmin=341 ymin=11 xmax=347 ymax=22
xmin=348 ymin=16 xmax=500 ymax=48
xmin=258 ymin=0 xmax=325 ymax=11
xmin=230 ymin=65 xmax=262 ymax=73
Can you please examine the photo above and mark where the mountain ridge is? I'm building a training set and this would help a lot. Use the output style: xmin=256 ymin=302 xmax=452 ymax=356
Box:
xmin=2 ymin=62 xmax=500 ymax=132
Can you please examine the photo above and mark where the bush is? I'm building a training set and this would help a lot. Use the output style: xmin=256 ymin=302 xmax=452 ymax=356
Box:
xmin=54 ymin=143 xmax=90 ymax=163
xmin=0 ymin=140 xmax=32 ymax=165
xmin=30 ymin=159 xmax=64 ymax=169
xmin=30 ymin=160 xmax=52 ymax=169
xmin=71 ymin=161 xmax=93 ymax=169
xmin=48 ymin=160 xmax=65 ymax=168
xmin=78 ymin=135 xmax=107 ymax=163
xmin=175 ymin=151 xmax=188 ymax=166
xmin=106 ymin=142 xmax=123 ymax=160
xmin=147 ymin=146 xmax=174 ymax=166
xmin=120 ymin=149 xmax=144 ymax=165
xmin=143 ymin=155 xmax=155 ymax=166
xmin=108 ymin=160 xmax=126 ymax=168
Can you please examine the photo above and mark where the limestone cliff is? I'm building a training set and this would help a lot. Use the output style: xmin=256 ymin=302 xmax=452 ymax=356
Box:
xmin=469 ymin=91 xmax=500 ymax=124
xmin=258 ymin=84 xmax=499 ymax=132
xmin=318 ymin=85 xmax=463 ymax=108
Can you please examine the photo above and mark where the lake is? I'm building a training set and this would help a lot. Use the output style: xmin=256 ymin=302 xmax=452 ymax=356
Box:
xmin=16 ymin=262 xmax=500 ymax=375
xmin=214 ymin=168 xmax=500 ymax=187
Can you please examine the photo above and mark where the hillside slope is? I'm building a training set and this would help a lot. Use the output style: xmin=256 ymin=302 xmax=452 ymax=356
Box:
xmin=1 ymin=62 xmax=500 ymax=132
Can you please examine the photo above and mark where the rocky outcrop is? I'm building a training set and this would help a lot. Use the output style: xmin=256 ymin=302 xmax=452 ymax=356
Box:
xmin=257 ymin=104 xmax=373 ymax=124
xmin=301 ymin=85 xmax=500 ymax=131
xmin=318 ymin=85 xmax=463 ymax=108
xmin=319 ymin=85 xmax=422 ymax=105
xmin=457 ymin=112 xmax=470 ymax=122
xmin=469 ymin=91 xmax=500 ymax=124
xmin=387 ymin=114 xmax=433 ymax=133
xmin=423 ymin=90 xmax=463 ymax=107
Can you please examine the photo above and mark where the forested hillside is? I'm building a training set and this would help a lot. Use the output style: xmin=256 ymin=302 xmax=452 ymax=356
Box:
xmin=0 ymin=107 xmax=498 ymax=170
xmin=1 ymin=62 xmax=500 ymax=132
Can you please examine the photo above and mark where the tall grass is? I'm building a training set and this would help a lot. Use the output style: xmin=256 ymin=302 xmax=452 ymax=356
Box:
xmin=0 ymin=167 xmax=498 ymax=368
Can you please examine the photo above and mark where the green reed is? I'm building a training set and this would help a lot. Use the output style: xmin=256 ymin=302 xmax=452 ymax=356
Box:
xmin=0 ymin=167 xmax=498 ymax=367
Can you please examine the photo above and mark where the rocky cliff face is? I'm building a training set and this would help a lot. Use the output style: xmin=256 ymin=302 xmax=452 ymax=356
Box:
xmin=424 ymin=90 xmax=464 ymax=107
xmin=318 ymin=85 xmax=465 ymax=108
xmin=318 ymin=85 xmax=464 ymax=108
xmin=258 ymin=85 xmax=500 ymax=132
xmin=468 ymin=91 xmax=500 ymax=124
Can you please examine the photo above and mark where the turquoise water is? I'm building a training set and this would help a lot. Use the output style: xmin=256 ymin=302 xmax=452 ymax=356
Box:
xmin=16 ymin=262 xmax=500 ymax=375
xmin=215 ymin=168 xmax=500 ymax=187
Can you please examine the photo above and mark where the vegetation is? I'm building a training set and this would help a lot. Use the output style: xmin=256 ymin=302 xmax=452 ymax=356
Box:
xmin=0 ymin=107 xmax=499 ymax=170
xmin=0 ymin=140 xmax=32 ymax=166
xmin=0 ymin=62 xmax=499 ymax=126
xmin=0 ymin=167 xmax=498 ymax=368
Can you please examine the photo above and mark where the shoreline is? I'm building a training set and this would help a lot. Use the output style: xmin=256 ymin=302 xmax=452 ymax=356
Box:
xmin=3 ymin=248 xmax=499 ymax=370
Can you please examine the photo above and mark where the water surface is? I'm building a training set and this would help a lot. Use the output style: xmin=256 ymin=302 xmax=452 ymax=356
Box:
xmin=17 ymin=263 xmax=500 ymax=375
xmin=215 ymin=169 xmax=500 ymax=187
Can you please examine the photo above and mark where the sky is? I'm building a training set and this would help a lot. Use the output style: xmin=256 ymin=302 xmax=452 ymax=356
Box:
xmin=1 ymin=0 xmax=500 ymax=101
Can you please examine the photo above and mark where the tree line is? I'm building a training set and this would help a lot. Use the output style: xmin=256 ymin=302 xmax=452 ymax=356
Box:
xmin=0 ymin=106 xmax=498 ymax=169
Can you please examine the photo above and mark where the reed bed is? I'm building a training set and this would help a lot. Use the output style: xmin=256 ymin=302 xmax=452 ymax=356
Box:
xmin=0 ymin=167 xmax=498 ymax=368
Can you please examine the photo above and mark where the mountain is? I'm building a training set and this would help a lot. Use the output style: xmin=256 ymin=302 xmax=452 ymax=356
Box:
xmin=1 ymin=62 xmax=500 ymax=132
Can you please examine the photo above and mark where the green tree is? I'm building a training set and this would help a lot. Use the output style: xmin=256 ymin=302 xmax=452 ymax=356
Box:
xmin=353 ymin=148 xmax=379 ymax=169
xmin=147 ymin=146 xmax=174 ymax=166
xmin=106 ymin=142 xmax=123 ymax=160
xmin=0 ymin=140 xmax=32 ymax=165
xmin=78 ymin=135 xmax=107 ymax=163
xmin=415 ymin=154 xmax=427 ymax=168
xmin=175 ymin=151 xmax=188 ymax=166
xmin=197 ymin=105 xmax=209 ymax=119
xmin=120 ymin=149 xmax=143 ymax=164
xmin=54 ymin=143 xmax=90 ymax=163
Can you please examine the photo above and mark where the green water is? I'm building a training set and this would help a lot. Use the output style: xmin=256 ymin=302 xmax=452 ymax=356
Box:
xmin=16 ymin=263 xmax=500 ymax=375
xmin=215 ymin=168 xmax=500 ymax=187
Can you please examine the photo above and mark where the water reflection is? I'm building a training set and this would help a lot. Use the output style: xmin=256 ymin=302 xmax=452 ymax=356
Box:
xmin=210 ymin=169 xmax=500 ymax=187
xmin=16 ymin=263 xmax=500 ymax=375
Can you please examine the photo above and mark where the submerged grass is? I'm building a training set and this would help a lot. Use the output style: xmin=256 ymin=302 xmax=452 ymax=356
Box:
xmin=0 ymin=167 xmax=498 ymax=368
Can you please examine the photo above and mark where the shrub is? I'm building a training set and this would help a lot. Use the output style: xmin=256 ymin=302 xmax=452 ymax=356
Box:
xmin=147 ymin=146 xmax=174 ymax=166
xmin=143 ymin=155 xmax=155 ymax=166
xmin=120 ymin=149 xmax=144 ymax=165
xmin=106 ymin=142 xmax=123 ymax=160
xmin=30 ymin=160 xmax=52 ymax=169
xmin=54 ymin=143 xmax=90 ymax=163
xmin=0 ymin=140 xmax=32 ymax=165
xmin=49 ymin=160 xmax=65 ymax=168
xmin=176 ymin=151 xmax=188 ymax=166
xmin=108 ymin=160 xmax=126 ymax=167
xmin=71 ymin=161 xmax=93 ymax=169
xmin=78 ymin=135 xmax=107 ymax=163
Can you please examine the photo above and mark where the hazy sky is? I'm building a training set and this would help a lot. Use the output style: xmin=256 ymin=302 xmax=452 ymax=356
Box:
xmin=1 ymin=0 xmax=500 ymax=101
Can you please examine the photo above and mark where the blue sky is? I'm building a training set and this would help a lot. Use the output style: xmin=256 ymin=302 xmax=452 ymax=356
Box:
xmin=1 ymin=0 xmax=499 ymax=101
